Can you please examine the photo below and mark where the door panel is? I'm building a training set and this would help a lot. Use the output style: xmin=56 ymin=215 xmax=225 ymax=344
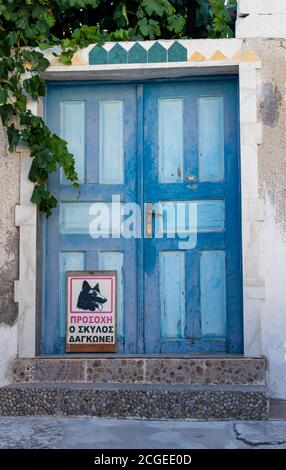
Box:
xmin=198 ymin=96 xmax=224 ymax=181
xmin=143 ymin=79 xmax=242 ymax=354
xmin=43 ymin=84 xmax=138 ymax=354
xmin=60 ymin=100 xmax=86 ymax=184
xmin=158 ymin=97 xmax=184 ymax=183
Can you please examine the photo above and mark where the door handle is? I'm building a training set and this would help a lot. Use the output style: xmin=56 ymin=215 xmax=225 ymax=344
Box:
xmin=147 ymin=208 xmax=162 ymax=217
xmin=145 ymin=202 xmax=162 ymax=238
xmin=185 ymin=176 xmax=197 ymax=182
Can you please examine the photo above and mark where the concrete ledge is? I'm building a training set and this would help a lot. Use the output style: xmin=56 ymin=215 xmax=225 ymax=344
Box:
xmin=42 ymin=61 xmax=239 ymax=81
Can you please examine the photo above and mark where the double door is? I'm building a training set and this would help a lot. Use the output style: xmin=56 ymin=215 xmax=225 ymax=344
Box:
xmin=43 ymin=78 xmax=242 ymax=354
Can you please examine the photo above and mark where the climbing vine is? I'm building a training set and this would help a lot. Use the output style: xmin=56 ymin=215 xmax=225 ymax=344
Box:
xmin=0 ymin=0 xmax=236 ymax=215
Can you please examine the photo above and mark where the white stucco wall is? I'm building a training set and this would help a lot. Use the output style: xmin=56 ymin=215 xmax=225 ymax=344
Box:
xmin=0 ymin=324 xmax=17 ymax=385
xmin=262 ymin=198 xmax=286 ymax=397
xmin=240 ymin=37 xmax=286 ymax=398
xmin=238 ymin=0 xmax=285 ymax=15
xmin=236 ymin=0 xmax=286 ymax=38
xmin=0 ymin=125 xmax=19 ymax=386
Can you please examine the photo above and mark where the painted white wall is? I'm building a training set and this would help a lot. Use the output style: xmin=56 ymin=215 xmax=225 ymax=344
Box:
xmin=236 ymin=0 xmax=286 ymax=38
xmin=0 ymin=324 xmax=17 ymax=386
xmin=238 ymin=0 xmax=286 ymax=15
xmin=261 ymin=198 xmax=286 ymax=398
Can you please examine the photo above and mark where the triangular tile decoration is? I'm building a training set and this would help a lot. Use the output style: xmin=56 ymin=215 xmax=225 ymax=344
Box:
xmin=109 ymin=43 xmax=128 ymax=64
xmin=89 ymin=45 xmax=108 ymax=65
xmin=189 ymin=51 xmax=205 ymax=62
xmin=210 ymin=50 xmax=228 ymax=61
xmin=128 ymin=43 xmax=147 ymax=63
xmin=72 ymin=52 xmax=88 ymax=66
xmin=232 ymin=51 xmax=241 ymax=61
xmin=46 ymin=56 xmax=61 ymax=66
xmin=241 ymin=51 xmax=260 ymax=62
xmin=148 ymin=42 xmax=167 ymax=63
xmin=168 ymin=41 xmax=187 ymax=62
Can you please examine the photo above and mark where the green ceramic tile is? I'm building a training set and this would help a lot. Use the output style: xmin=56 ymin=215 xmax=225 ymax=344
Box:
xmin=109 ymin=43 xmax=127 ymax=64
xmin=168 ymin=41 xmax=187 ymax=62
xmin=148 ymin=42 xmax=167 ymax=63
xmin=89 ymin=45 xmax=108 ymax=65
xmin=128 ymin=43 xmax=147 ymax=64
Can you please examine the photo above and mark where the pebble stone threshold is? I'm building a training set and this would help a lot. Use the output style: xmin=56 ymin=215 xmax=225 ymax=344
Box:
xmin=0 ymin=384 xmax=269 ymax=420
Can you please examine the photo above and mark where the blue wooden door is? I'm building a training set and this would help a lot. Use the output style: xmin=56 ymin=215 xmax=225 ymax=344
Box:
xmin=43 ymin=78 xmax=242 ymax=355
xmin=43 ymin=83 xmax=139 ymax=354
xmin=143 ymin=79 xmax=242 ymax=353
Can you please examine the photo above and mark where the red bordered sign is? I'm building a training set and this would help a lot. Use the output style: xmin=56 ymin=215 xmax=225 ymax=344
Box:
xmin=66 ymin=271 xmax=117 ymax=353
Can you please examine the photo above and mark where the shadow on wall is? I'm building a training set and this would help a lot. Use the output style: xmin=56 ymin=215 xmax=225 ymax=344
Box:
xmin=259 ymin=82 xmax=282 ymax=128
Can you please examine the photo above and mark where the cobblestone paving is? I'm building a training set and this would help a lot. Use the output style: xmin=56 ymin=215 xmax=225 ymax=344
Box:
xmin=0 ymin=383 xmax=268 ymax=420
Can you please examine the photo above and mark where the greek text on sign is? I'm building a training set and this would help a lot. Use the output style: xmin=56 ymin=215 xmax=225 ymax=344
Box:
xmin=66 ymin=271 xmax=117 ymax=352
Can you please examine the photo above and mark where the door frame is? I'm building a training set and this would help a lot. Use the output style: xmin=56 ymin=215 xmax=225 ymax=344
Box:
xmin=14 ymin=49 xmax=264 ymax=358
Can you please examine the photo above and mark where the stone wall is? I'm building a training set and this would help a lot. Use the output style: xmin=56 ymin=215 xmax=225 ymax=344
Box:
xmin=0 ymin=123 xmax=19 ymax=385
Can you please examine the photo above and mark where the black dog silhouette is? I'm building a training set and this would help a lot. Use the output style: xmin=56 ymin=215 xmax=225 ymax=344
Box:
xmin=77 ymin=280 xmax=107 ymax=311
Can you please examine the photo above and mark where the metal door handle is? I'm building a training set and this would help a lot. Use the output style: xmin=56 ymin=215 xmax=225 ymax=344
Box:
xmin=145 ymin=202 xmax=162 ymax=237
xmin=185 ymin=176 xmax=197 ymax=181
xmin=147 ymin=208 xmax=162 ymax=217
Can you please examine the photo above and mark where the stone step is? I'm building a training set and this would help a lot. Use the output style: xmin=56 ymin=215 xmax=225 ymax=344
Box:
xmin=0 ymin=383 xmax=269 ymax=420
xmin=13 ymin=356 xmax=266 ymax=386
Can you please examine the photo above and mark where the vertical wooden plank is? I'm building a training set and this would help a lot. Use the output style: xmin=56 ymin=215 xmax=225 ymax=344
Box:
xmin=223 ymin=80 xmax=243 ymax=353
xmin=60 ymin=101 xmax=86 ymax=183
xmin=136 ymin=84 xmax=145 ymax=353
xmin=160 ymin=251 xmax=185 ymax=339
xmin=99 ymin=100 xmax=124 ymax=184
xmin=185 ymin=250 xmax=201 ymax=338
xmin=44 ymin=86 xmax=61 ymax=354
xmin=158 ymin=98 xmax=183 ymax=182
xmin=86 ymin=99 xmax=99 ymax=184
xmin=59 ymin=252 xmax=84 ymax=351
xmin=99 ymin=251 xmax=124 ymax=342
xmin=198 ymin=96 xmax=224 ymax=181
xmin=200 ymin=250 xmax=226 ymax=337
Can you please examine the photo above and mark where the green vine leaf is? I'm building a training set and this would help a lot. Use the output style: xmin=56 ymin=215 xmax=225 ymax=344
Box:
xmin=0 ymin=87 xmax=8 ymax=104
xmin=7 ymin=123 xmax=20 ymax=152
xmin=23 ymin=76 xmax=46 ymax=100
xmin=168 ymin=14 xmax=186 ymax=34
xmin=0 ymin=0 xmax=236 ymax=215
xmin=0 ymin=104 xmax=15 ymax=126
